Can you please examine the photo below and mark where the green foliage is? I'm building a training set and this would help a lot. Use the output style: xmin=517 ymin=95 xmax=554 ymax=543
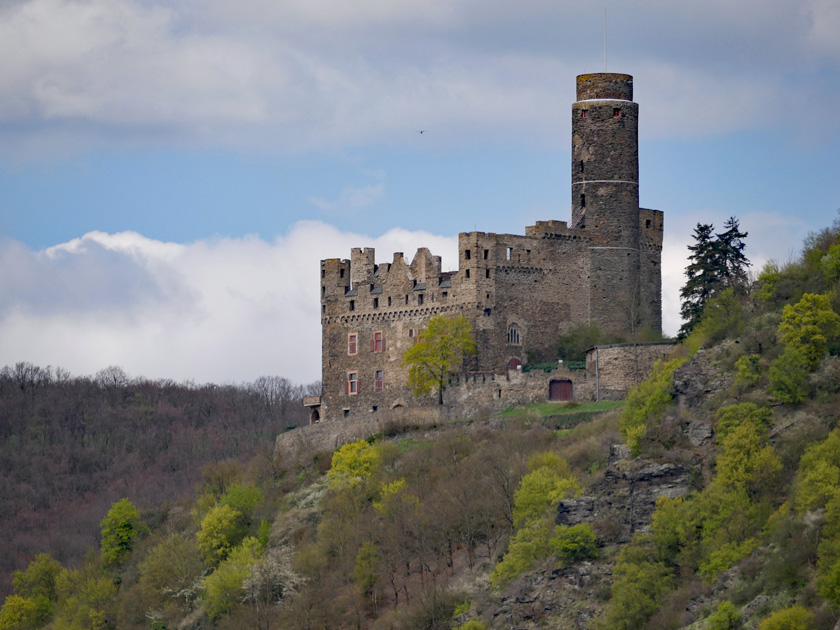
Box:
xmin=779 ymin=293 xmax=840 ymax=368
xmin=99 ymin=498 xmax=145 ymax=567
xmin=619 ymin=357 xmax=687 ymax=455
xmin=137 ymin=532 xmax=204 ymax=603
xmin=715 ymin=423 xmax=781 ymax=494
xmin=714 ymin=403 xmax=773 ymax=444
xmin=756 ymin=261 xmax=782 ymax=303
xmin=769 ymin=348 xmax=811 ymax=404
xmin=757 ymin=605 xmax=814 ymax=630
xmin=53 ymin=570 xmax=118 ymax=630
xmin=454 ymin=621 xmax=487 ymax=630
xmin=197 ymin=504 xmax=248 ymax=566
xmin=202 ymin=537 xmax=262 ymax=619
xmin=353 ymin=541 xmax=378 ymax=597
xmin=708 ymin=600 xmax=742 ymax=630
xmin=218 ymin=483 xmax=263 ymax=519
xmin=557 ymin=324 xmax=626 ymax=361
xmin=795 ymin=429 xmax=840 ymax=514
xmin=680 ymin=218 xmax=750 ymax=338
xmin=512 ymin=453 xmax=580 ymax=527
xmin=550 ymin=523 xmax=597 ymax=563
xmin=821 ymin=239 xmax=840 ymax=284
xmin=12 ymin=553 xmax=62 ymax=604
xmin=490 ymin=517 xmax=555 ymax=586
xmin=402 ymin=314 xmax=476 ymax=404
xmin=326 ymin=439 xmax=382 ymax=490
xmin=733 ymin=354 xmax=762 ymax=391
xmin=692 ymin=288 xmax=747 ymax=347
xmin=600 ymin=542 xmax=675 ymax=630
xmin=0 ymin=595 xmax=48 ymax=630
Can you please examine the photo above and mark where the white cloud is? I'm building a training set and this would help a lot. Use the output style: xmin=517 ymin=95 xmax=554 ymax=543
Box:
xmin=0 ymin=223 xmax=457 ymax=384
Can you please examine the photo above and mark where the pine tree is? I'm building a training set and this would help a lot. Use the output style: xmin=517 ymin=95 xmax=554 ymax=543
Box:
xmin=679 ymin=218 xmax=750 ymax=339
xmin=716 ymin=217 xmax=750 ymax=289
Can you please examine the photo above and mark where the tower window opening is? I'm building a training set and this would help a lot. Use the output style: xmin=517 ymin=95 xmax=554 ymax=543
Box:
xmin=485 ymin=269 xmax=490 ymax=278
xmin=506 ymin=247 xmax=513 ymax=260
xmin=507 ymin=323 xmax=521 ymax=345
xmin=580 ymin=160 xmax=584 ymax=174
xmin=646 ymin=219 xmax=652 ymax=229
xmin=373 ymin=298 xmax=379 ymax=309
xmin=340 ymin=269 xmax=345 ymax=278
xmin=405 ymin=295 xmax=409 ymax=305
xmin=613 ymin=107 xmax=621 ymax=118
xmin=581 ymin=109 xmax=588 ymax=119
xmin=465 ymin=249 xmax=471 ymax=260
xmin=580 ymin=194 xmax=586 ymax=208
xmin=349 ymin=300 xmax=355 ymax=311
xmin=321 ymin=269 xmax=325 ymax=278
xmin=388 ymin=296 xmax=392 ymax=306
xmin=483 ymin=249 xmax=489 ymax=259
xmin=418 ymin=294 xmax=424 ymax=305
xmin=465 ymin=269 xmax=470 ymax=279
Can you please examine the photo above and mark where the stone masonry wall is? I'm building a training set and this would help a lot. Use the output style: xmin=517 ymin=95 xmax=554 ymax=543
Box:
xmin=586 ymin=342 xmax=677 ymax=400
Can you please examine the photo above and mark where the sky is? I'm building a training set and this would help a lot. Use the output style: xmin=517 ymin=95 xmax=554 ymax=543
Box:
xmin=1 ymin=0 xmax=839 ymax=385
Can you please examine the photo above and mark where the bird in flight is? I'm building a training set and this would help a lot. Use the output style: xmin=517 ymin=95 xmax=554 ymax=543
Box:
xmin=417 ymin=130 xmax=426 ymax=134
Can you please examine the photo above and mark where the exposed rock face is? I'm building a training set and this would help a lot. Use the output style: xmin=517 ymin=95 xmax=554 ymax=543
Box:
xmin=556 ymin=444 xmax=693 ymax=543
xmin=491 ymin=561 xmax=609 ymax=630
xmin=672 ymin=348 xmax=733 ymax=410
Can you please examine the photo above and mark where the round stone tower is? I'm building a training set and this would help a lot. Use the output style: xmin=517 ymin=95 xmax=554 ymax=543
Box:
xmin=571 ymin=73 xmax=642 ymax=334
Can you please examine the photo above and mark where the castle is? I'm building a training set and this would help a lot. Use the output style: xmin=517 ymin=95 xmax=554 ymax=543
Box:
xmin=308 ymin=73 xmax=664 ymax=423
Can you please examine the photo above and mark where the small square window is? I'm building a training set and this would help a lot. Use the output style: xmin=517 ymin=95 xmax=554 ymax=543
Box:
xmin=646 ymin=219 xmax=652 ymax=229
xmin=344 ymin=409 xmax=349 ymax=418
xmin=442 ymin=291 xmax=448 ymax=298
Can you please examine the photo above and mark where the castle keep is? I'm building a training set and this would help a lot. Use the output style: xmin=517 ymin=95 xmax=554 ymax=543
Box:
xmin=310 ymin=73 xmax=664 ymax=423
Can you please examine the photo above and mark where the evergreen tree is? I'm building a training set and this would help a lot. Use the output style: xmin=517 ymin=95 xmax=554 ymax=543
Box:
xmin=716 ymin=217 xmax=751 ymax=289
xmin=679 ymin=218 xmax=750 ymax=338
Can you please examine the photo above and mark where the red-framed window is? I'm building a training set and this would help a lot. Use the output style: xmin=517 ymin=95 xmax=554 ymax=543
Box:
xmin=372 ymin=331 xmax=384 ymax=352
xmin=347 ymin=372 xmax=358 ymax=395
xmin=374 ymin=369 xmax=384 ymax=392
xmin=348 ymin=333 xmax=358 ymax=355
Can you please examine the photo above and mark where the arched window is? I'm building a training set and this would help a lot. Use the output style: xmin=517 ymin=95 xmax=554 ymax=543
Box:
xmin=506 ymin=323 xmax=521 ymax=345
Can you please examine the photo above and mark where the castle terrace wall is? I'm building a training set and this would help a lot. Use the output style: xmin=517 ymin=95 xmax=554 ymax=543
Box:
xmin=587 ymin=342 xmax=677 ymax=400
xmin=445 ymin=366 xmax=594 ymax=417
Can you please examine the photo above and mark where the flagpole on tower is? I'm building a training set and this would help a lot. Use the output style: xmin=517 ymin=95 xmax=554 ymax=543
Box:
xmin=604 ymin=9 xmax=608 ymax=72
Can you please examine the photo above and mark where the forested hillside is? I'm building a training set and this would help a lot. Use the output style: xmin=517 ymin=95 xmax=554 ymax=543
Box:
xmin=0 ymin=368 xmax=317 ymax=599
xmin=2 ymin=215 xmax=840 ymax=630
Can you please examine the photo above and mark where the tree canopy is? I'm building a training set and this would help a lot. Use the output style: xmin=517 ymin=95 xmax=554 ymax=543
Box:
xmin=402 ymin=314 xmax=476 ymax=404
xmin=679 ymin=217 xmax=750 ymax=338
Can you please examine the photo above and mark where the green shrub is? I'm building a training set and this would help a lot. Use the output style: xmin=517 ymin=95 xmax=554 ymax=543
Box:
xmin=619 ymin=357 xmax=687 ymax=455
xmin=769 ymin=348 xmax=811 ymax=404
xmin=714 ymin=403 xmax=773 ymax=444
xmin=707 ymin=600 xmax=741 ymax=630
xmin=202 ymin=537 xmax=262 ymax=618
xmin=551 ymin=523 xmax=597 ymax=563
xmin=757 ymin=605 xmax=814 ymax=630
xmin=733 ymin=354 xmax=762 ymax=391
